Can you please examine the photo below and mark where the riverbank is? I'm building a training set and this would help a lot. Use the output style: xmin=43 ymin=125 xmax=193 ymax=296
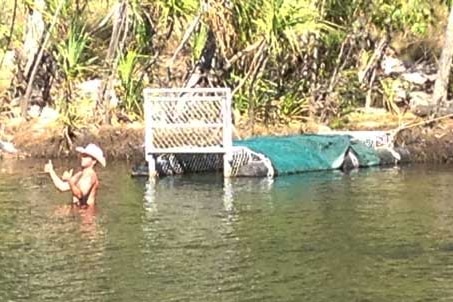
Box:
xmin=2 ymin=109 xmax=453 ymax=165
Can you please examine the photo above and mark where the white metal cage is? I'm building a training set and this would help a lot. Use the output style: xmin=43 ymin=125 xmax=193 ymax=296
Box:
xmin=143 ymin=87 xmax=233 ymax=177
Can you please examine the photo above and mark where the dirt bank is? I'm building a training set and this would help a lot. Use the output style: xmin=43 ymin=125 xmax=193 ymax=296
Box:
xmin=3 ymin=112 xmax=453 ymax=165
xmin=395 ymin=120 xmax=453 ymax=163
xmin=9 ymin=122 xmax=146 ymax=161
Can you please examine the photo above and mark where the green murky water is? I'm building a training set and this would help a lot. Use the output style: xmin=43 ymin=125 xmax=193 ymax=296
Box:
xmin=1 ymin=159 xmax=453 ymax=301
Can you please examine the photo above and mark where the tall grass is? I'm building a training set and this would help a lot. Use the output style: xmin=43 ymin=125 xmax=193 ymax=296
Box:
xmin=0 ymin=0 xmax=446 ymax=125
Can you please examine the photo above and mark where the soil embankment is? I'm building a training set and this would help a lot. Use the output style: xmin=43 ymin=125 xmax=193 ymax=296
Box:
xmin=396 ymin=122 xmax=453 ymax=163
xmin=3 ymin=112 xmax=453 ymax=166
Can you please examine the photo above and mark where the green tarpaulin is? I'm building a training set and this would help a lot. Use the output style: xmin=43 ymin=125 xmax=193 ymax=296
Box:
xmin=234 ymin=134 xmax=381 ymax=175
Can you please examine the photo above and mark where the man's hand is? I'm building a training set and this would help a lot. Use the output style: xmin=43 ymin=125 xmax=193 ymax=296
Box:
xmin=44 ymin=160 xmax=54 ymax=173
xmin=61 ymin=169 xmax=73 ymax=181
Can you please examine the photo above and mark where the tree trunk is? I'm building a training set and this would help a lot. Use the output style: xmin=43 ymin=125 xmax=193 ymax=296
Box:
xmin=23 ymin=0 xmax=45 ymax=77
xmin=433 ymin=3 xmax=453 ymax=113
xmin=20 ymin=0 xmax=45 ymax=118
xmin=98 ymin=0 xmax=128 ymax=124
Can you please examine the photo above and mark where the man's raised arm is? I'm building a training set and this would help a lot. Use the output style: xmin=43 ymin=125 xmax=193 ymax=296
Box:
xmin=44 ymin=160 xmax=70 ymax=192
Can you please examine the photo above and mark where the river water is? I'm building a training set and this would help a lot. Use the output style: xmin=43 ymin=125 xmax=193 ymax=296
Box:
xmin=1 ymin=160 xmax=453 ymax=301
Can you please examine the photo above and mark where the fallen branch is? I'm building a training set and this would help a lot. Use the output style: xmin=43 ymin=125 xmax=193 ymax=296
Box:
xmin=225 ymin=39 xmax=265 ymax=69
xmin=166 ymin=13 xmax=201 ymax=69
xmin=388 ymin=113 xmax=453 ymax=145
xmin=231 ymin=40 xmax=266 ymax=95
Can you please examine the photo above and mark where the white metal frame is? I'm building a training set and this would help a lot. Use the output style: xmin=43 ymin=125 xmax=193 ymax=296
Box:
xmin=143 ymin=87 xmax=233 ymax=178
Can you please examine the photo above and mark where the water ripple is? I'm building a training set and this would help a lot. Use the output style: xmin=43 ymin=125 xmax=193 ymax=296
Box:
xmin=1 ymin=162 xmax=453 ymax=301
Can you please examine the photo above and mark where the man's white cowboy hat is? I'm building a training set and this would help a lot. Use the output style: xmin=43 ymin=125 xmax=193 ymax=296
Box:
xmin=75 ymin=143 xmax=106 ymax=167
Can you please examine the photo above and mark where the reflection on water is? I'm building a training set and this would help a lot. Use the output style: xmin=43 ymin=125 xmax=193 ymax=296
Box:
xmin=2 ymin=160 xmax=453 ymax=301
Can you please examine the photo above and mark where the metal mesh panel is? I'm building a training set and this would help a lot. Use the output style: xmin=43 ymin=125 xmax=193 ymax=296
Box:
xmin=144 ymin=88 xmax=232 ymax=154
xmin=151 ymin=128 xmax=223 ymax=149
xmin=230 ymin=147 xmax=262 ymax=176
xmin=154 ymin=147 xmax=272 ymax=177
xmin=177 ymin=154 xmax=224 ymax=173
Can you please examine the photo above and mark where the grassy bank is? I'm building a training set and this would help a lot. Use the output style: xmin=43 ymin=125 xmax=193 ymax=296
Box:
xmin=0 ymin=1 xmax=450 ymax=128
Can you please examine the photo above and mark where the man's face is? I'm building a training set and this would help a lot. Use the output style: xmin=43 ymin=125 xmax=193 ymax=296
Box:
xmin=80 ymin=154 xmax=96 ymax=168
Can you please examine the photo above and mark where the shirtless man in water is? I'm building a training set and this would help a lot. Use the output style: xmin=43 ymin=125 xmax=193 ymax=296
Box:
xmin=44 ymin=143 xmax=106 ymax=207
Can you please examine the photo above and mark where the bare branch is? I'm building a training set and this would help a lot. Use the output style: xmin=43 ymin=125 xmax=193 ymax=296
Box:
xmin=166 ymin=14 xmax=202 ymax=69
xmin=232 ymin=40 xmax=266 ymax=96
xmin=226 ymin=39 xmax=265 ymax=69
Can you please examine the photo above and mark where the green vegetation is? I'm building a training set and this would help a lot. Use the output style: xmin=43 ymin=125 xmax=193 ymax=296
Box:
xmin=0 ymin=0 xmax=449 ymax=129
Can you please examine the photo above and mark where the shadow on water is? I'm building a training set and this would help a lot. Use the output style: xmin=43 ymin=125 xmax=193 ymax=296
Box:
xmin=2 ymin=160 xmax=453 ymax=301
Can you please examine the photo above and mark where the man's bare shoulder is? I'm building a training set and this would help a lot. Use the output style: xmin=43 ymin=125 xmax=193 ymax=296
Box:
xmin=79 ymin=169 xmax=98 ymax=184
